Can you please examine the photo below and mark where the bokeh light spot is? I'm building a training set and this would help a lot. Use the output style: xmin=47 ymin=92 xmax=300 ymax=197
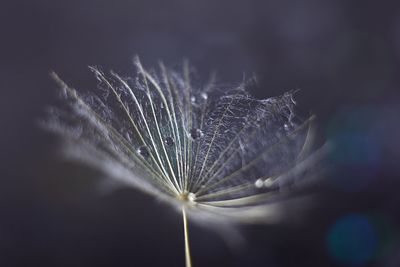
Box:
xmin=327 ymin=107 xmax=381 ymax=191
xmin=327 ymin=214 xmax=378 ymax=265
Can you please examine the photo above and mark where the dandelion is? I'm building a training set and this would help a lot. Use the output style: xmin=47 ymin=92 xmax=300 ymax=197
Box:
xmin=45 ymin=57 xmax=326 ymax=267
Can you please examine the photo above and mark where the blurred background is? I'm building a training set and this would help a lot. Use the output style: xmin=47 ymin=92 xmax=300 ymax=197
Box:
xmin=1 ymin=0 xmax=400 ymax=266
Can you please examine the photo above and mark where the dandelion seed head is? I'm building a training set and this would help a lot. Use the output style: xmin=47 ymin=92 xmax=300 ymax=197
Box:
xmin=45 ymin=58 xmax=327 ymax=227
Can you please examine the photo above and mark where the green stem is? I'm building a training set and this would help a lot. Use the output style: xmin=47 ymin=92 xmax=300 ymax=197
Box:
xmin=182 ymin=207 xmax=192 ymax=267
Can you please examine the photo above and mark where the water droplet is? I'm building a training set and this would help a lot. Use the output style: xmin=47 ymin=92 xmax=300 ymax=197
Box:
xmin=264 ymin=178 xmax=274 ymax=187
xmin=201 ymin=92 xmax=208 ymax=100
xmin=188 ymin=192 xmax=196 ymax=202
xmin=137 ymin=146 xmax=150 ymax=158
xmin=190 ymin=96 xmax=196 ymax=103
xmin=164 ymin=136 xmax=174 ymax=146
xmin=189 ymin=128 xmax=203 ymax=140
xmin=255 ymin=179 xmax=264 ymax=188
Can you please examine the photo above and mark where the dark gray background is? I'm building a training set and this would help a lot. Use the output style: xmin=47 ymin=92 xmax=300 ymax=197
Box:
xmin=1 ymin=0 xmax=400 ymax=266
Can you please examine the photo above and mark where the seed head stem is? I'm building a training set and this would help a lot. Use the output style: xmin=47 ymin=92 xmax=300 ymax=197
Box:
xmin=182 ymin=206 xmax=192 ymax=267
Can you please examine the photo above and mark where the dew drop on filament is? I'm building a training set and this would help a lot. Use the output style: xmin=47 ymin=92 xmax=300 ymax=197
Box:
xmin=164 ymin=137 xmax=174 ymax=146
xmin=255 ymin=179 xmax=264 ymax=188
xmin=188 ymin=192 xmax=196 ymax=202
xmin=200 ymin=92 xmax=208 ymax=100
xmin=137 ymin=146 xmax=150 ymax=158
xmin=189 ymin=128 xmax=203 ymax=140
xmin=263 ymin=178 xmax=274 ymax=187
